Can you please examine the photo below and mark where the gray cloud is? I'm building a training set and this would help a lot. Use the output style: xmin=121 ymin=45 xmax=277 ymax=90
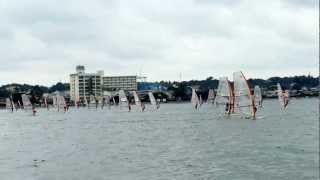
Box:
xmin=0 ymin=0 xmax=318 ymax=86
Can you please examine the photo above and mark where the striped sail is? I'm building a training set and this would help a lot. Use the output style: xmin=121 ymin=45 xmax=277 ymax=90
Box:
xmin=233 ymin=71 xmax=254 ymax=117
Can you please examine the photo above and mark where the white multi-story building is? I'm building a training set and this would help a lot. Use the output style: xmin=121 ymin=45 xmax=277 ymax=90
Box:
xmin=70 ymin=66 xmax=138 ymax=102
xmin=70 ymin=66 xmax=103 ymax=102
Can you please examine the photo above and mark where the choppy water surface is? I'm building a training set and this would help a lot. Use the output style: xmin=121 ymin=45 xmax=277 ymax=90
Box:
xmin=0 ymin=98 xmax=318 ymax=180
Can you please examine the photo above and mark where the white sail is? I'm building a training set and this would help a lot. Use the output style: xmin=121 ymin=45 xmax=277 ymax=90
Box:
xmin=6 ymin=98 xmax=12 ymax=110
xmin=132 ymin=91 xmax=141 ymax=106
xmin=191 ymin=88 xmax=200 ymax=109
xmin=215 ymin=77 xmax=231 ymax=106
xmin=52 ymin=95 xmax=57 ymax=107
xmin=112 ymin=96 xmax=116 ymax=105
xmin=89 ymin=95 xmax=96 ymax=104
xmin=57 ymin=95 xmax=66 ymax=110
xmin=21 ymin=94 xmax=32 ymax=109
xmin=119 ymin=90 xmax=128 ymax=107
xmin=277 ymin=83 xmax=284 ymax=107
xmin=254 ymin=85 xmax=262 ymax=107
xmin=199 ymin=95 xmax=203 ymax=106
xmin=207 ymin=89 xmax=215 ymax=104
xmin=233 ymin=71 xmax=254 ymax=117
xmin=84 ymin=96 xmax=88 ymax=106
xmin=148 ymin=92 xmax=159 ymax=109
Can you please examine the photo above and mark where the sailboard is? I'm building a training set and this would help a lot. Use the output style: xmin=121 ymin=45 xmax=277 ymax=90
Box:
xmin=233 ymin=71 xmax=255 ymax=119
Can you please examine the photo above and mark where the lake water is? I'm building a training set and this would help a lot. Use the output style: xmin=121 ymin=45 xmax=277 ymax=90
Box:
xmin=0 ymin=98 xmax=318 ymax=180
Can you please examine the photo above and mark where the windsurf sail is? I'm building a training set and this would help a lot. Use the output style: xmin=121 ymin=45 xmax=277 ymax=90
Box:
xmin=56 ymin=95 xmax=66 ymax=111
xmin=132 ymin=91 xmax=141 ymax=106
xmin=233 ymin=71 xmax=255 ymax=118
xmin=89 ymin=95 xmax=96 ymax=104
xmin=148 ymin=92 xmax=159 ymax=109
xmin=215 ymin=77 xmax=232 ymax=109
xmin=6 ymin=98 xmax=13 ymax=111
xmin=191 ymin=88 xmax=200 ymax=109
xmin=21 ymin=94 xmax=32 ymax=109
xmin=254 ymin=85 xmax=263 ymax=107
xmin=43 ymin=95 xmax=48 ymax=109
xmin=277 ymin=83 xmax=284 ymax=107
xmin=277 ymin=83 xmax=290 ymax=109
xmin=207 ymin=89 xmax=215 ymax=104
xmin=53 ymin=95 xmax=58 ymax=107
xmin=112 ymin=96 xmax=116 ymax=105
xmin=119 ymin=90 xmax=128 ymax=108
xmin=88 ymin=95 xmax=97 ymax=108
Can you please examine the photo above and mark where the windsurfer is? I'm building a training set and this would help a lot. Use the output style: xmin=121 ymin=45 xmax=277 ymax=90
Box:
xmin=252 ymin=103 xmax=257 ymax=120
xmin=128 ymin=102 xmax=131 ymax=112
xmin=32 ymin=105 xmax=37 ymax=116
xmin=283 ymin=90 xmax=289 ymax=109
xmin=141 ymin=102 xmax=145 ymax=112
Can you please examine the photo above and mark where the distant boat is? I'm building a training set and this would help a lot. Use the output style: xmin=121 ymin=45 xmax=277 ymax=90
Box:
xmin=148 ymin=92 xmax=160 ymax=110
xmin=233 ymin=71 xmax=255 ymax=119
xmin=215 ymin=77 xmax=232 ymax=113
xmin=191 ymin=88 xmax=200 ymax=109
xmin=254 ymin=85 xmax=263 ymax=107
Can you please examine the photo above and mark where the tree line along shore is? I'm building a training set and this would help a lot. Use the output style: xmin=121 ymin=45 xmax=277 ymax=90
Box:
xmin=0 ymin=75 xmax=318 ymax=106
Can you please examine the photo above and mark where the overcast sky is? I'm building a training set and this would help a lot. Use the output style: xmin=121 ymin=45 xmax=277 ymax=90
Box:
xmin=0 ymin=0 xmax=318 ymax=86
